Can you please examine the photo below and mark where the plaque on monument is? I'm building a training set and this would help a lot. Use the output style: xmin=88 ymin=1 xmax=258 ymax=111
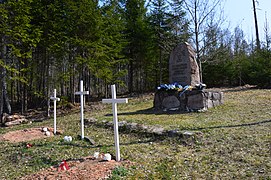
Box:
xmin=169 ymin=42 xmax=200 ymax=86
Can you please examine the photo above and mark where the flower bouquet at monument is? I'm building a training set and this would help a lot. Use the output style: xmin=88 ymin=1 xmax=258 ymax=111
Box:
xmin=157 ymin=83 xmax=193 ymax=92
xmin=157 ymin=83 xmax=183 ymax=91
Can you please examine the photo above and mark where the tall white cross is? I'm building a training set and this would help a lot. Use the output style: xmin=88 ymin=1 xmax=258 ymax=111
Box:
xmin=50 ymin=89 xmax=60 ymax=134
xmin=102 ymin=84 xmax=128 ymax=161
xmin=75 ymin=80 xmax=89 ymax=139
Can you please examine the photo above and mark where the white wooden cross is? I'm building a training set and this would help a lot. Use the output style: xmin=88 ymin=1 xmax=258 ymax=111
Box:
xmin=75 ymin=80 xmax=89 ymax=139
xmin=50 ymin=89 xmax=60 ymax=134
xmin=102 ymin=84 xmax=128 ymax=161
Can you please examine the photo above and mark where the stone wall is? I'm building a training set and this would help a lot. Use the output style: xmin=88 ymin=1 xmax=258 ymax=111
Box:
xmin=154 ymin=89 xmax=223 ymax=111
xmin=85 ymin=118 xmax=203 ymax=145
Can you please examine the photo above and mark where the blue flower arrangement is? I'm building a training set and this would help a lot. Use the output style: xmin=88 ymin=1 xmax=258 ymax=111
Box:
xmin=157 ymin=83 xmax=193 ymax=92
xmin=157 ymin=83 xmax=206 ymax=97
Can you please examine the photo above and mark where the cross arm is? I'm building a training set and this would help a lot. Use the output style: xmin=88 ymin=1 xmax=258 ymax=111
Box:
xmin=102 ymin=98 xmax=128 ymax=104
xmin=75 ymin=91 xmax=89 ymax=95
xmin=50 ymin=97 xmax=60 ymax=101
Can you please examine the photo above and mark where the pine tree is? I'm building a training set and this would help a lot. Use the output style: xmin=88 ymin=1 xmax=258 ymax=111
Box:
xmin=125 ymin=0 xmax=149 ymax=92
xmin=0 ymin=0 xmax=41 ymax=114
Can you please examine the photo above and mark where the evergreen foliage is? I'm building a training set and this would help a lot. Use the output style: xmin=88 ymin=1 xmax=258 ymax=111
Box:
xmin=0 ymin=0 xmax=270 ymax=113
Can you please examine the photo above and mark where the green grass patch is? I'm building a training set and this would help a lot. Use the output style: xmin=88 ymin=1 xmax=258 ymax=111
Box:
xmin=0 ymin=89 xmax=270 ymax=179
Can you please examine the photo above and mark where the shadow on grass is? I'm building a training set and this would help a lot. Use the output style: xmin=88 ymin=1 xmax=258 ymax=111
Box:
xmin=11 ymin=118 xmax=270 ymax=154
xmin=24 ymin=134 xmax=160 ymax=150
xmin=106 ymin=107 xmax=190 ymax=116
xmin=182 ymin=119 xmax=271 ymax=131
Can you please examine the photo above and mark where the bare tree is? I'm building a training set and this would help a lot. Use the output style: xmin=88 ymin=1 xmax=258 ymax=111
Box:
xmin=183 ymin=0 xmax=225 ymax=82
xmin=263 ymin=12 xmax=270 ymax=49
xmin=252 ymin=0 xmax=260 ymax=50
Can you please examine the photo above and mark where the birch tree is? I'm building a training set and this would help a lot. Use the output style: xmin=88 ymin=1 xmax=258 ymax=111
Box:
xmin=183 ymin=0 xmax=224 ymax=82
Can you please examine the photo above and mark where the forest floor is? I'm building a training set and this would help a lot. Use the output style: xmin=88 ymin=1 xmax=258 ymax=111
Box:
xmin=0 ymin=86 xmax=270 ymax=179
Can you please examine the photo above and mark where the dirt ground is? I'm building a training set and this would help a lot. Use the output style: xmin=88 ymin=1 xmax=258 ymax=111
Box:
xmin=21 ymin=157 xmax=131 ymax=180
xmin=0 ymin=128 xmax=54 ymax=143
xmin=0 ymin=128 xmax=131 ymax=179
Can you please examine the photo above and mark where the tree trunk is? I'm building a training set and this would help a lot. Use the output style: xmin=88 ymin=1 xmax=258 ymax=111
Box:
xmin=21 ymin=58 xmax=28 ymax=114
xmin=159 ymin=48 xmax=162 ymax=85
xmin=128 ymin=59 xmax=134 ymax=93
xmin=252 ymin=0 xmax=260 ymax=50
xmin=21 ymin=83 xmax=27 ymax=114
xmin=0 ymin=37 xmax=11 ymax=115
xmin=194 ymin=1 xmax=202 ymax=83
xmin=3 ymin=69 xmax=11 ymax=114
xmin=0 ymin=68 xmax=3 ymax=117
xmin=46 ymin=52 xmax=51 ymax=117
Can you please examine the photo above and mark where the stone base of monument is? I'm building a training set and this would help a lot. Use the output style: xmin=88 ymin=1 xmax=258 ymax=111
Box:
xmin=154 ymin=89 xmax=223 ymax=112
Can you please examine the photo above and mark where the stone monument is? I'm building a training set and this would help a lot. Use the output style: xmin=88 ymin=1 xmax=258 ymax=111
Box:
xmin=169 ymin=42 xmax=200 ymax=86
xmin=154 ymin=42 xmax=224 ymax=111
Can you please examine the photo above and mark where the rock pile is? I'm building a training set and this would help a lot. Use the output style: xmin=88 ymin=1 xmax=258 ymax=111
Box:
xmin=1 ymin=113 xmax=29 ymax=127
xmin=154 ymin=89 xmax=224 ymax=111
xmin=85 ymin=118 xmax=202 ymax=144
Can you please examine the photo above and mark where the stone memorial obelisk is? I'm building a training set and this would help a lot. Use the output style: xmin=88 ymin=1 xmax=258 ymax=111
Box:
xmin=154 ymin=42 xmax=223 ymax=111
xmin=169 ymin=42 xmax=200 ymax=86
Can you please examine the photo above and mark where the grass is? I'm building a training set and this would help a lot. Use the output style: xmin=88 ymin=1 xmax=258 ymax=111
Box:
xmin=0 ymin=88 xmax=271 ymax=179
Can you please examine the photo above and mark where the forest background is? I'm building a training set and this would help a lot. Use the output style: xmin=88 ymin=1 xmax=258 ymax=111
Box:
xmin=0 ymin=0 xmax=270 ymax=115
